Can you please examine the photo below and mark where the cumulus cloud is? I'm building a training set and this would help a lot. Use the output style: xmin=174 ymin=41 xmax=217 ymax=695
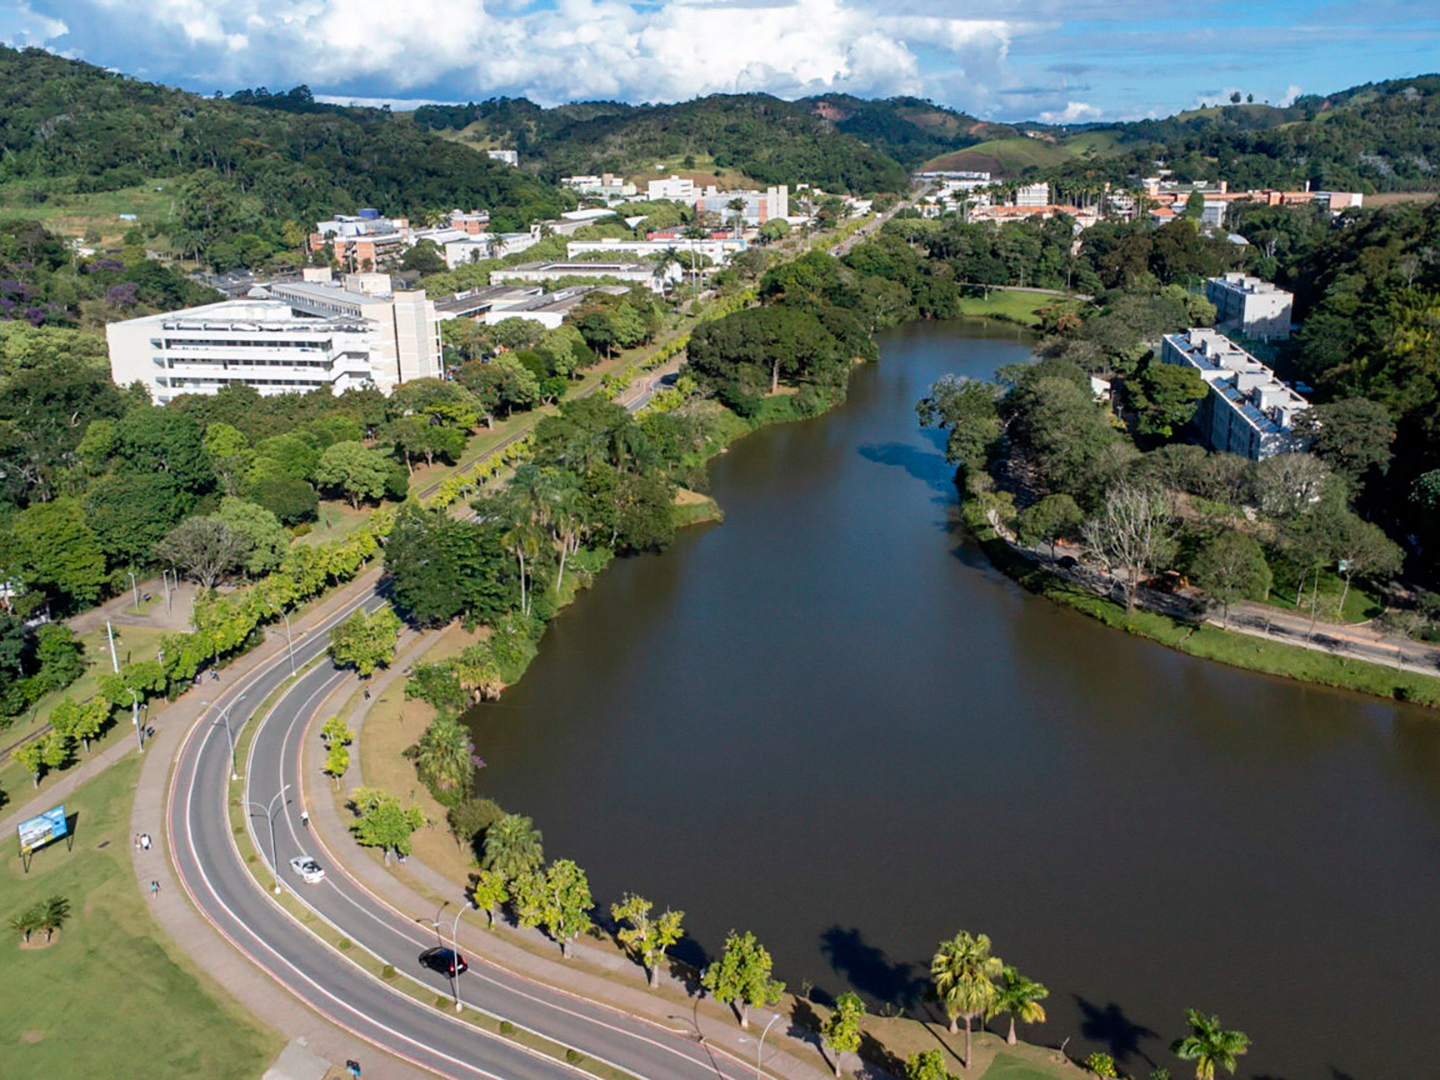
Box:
xmin=1037 ymin=100 xmax=1101 ymax=123
xmin=0 ymin=1 xmax=68 ymax=46
xmin=59 ymin=0 xmax=1024 ymax=107
xmin=1278 ymin=84 xmax=1303 ymax=107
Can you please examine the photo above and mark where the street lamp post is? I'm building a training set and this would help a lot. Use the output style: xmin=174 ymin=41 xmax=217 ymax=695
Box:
xmin=128 ymin=687 xmax=143 ymax=752
xmin=203 ymin=694 xmax=247 ymax=781
xmin=755 ymin=1011 xmax=783 ymax=1080
xmin=416 ymin=900 xmax=467 ymax=1012
xmin=267 ymin=602 xmax=297 ymax=677
xmin=245 ymin=784 xmax=290 ymax=894
xmin=128 ymin=570 xmax=139 ymax=612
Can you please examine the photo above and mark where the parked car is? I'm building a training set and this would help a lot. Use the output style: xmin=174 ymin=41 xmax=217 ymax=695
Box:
xmin=419 ymin=946 xmax=468 ymax=978
xmin=288 ymin=855 xmax=325 ymax=884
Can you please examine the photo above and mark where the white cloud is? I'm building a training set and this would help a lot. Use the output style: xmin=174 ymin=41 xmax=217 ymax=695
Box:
xmin=0 ymin=1 xmax=68 ymax=46
xmin=1038 ymin=100 xmax=1101 ymax=123
xmin=73 ymin=0 xmax=1022 ymax=106
xmin=1279 ymin=84 xmax=1303 ymax=107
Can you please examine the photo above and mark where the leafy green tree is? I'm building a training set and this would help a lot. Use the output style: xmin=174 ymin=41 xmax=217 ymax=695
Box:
xmin=13 ymin=731 xmax=68 ymax=787
xmin=204 ymin=422 xmax=252 ymax=495
xmin=218 ymin=497 xmax=290 ymax=577
xmin=445 ymin=796 xmax=501 ymax=851
xmin=384 ymin=505 xmax=515 ymax=627
xmin=247 ymin=476 xmax=318 ymax=525
xmin=85 ymin=472 xmax=191 ymax=568
xmin=32 ymin=624 xmax=83 ymax=693
xmin=115 ymin=405 xmax=214 ymax=493
xmin=1170 ymin=1009 xmax=1250 ymax=1080
xmin=701 ymin=929 xmax=786 ymax=1029
xmin=482 ymin=813 xmax=544 ymax=881
xmin=401 ymin=239 xmax=447 ymax=275
xmin=991 ymin=966 xmax=1048 ymax=1046
xmin=1130 ymin=363 xmax=1207 ymax=439
xmin=1189 ymin=530 xmax=1272 ymax=626
xmin=917 ymin=375 xmax=1002 ymax=473
xmin=12 ymin=498 xmax=107 ymax=610
xmin=37 ymin=894 xmax=69 ymax=941
xmin=320 ymin=715 xmax=353 ymax=785
xmin=328 ymin=607 xmax=402 ymax=678
xmin=930 ymin=930 xmax=1003 ymax=1066
xmin=1085 ymin=1052 xmax=1119 ymax=1078
xmin=1331 ymin=512 xmax=1402 ymax=614
xmin=471 ymin=868 xmax=510 ymax=929
xmin=324 ymin=743 xmax=350 ymax=786
xmin=348 ymin=787 xmax=425 ymax=863
xmin=155 ymin=516 xmax=242 ymax=590
xmin=1292 ymin=398 xmax=1394 ymax=487
xmin=9 ymin=905 xmax=41 ymax=943
xmin=410 ymin=713 xmax=478 ymax=796
xmin=1016 ymin=494 xmax=1084 ymax=558
xmin=49 ymin=697 xmax=110 ymax=752
xmin=821 ymin=991 xmax=865 ymax=1076
xmin=519 ymin=858 xmax=594 ymax=958
xmin=905 ymin=1049 xmax=953 ymax=1080
xmin=313 ymin=441 xmax=391 ymax=509
xmin=610 ymin=893 xmax=685 ymax=989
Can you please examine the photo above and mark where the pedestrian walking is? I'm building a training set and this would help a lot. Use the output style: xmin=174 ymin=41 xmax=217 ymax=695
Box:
xmin=300 ymin=810 xmax=310 ymax=829
xmin=149 ymin=880 xmax=160 ymax=899
xmin=134 ymin=834 xmax=142 ymax=851
xmin=363 ymin=688 xmax=370 ymax=700
xmin=141 ymin=833 xmax=151 ymax=851
xmin=346 ymin=1060 xmax=362 ymax=1079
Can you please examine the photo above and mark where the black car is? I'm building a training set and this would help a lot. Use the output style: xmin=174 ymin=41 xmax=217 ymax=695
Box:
xmin=419 ymin=946 xmax=469 ymax=977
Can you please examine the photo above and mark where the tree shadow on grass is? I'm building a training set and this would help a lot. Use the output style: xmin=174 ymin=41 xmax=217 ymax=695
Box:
xmin=1074 ymin=995 xmax=1158 ymax=1068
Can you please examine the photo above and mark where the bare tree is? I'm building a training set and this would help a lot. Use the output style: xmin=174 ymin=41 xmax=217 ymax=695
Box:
xmin=1254 ymin=452 xmax=1331 ymax=518
xmin=1082 ymin=484 xmax=1176 ymax=614
xmin=155 ymin=516 xmax=243 ymax=591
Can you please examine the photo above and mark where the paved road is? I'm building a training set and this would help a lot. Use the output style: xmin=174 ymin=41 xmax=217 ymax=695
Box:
xmin=170 ymin=588 xmax=761 ymax=1080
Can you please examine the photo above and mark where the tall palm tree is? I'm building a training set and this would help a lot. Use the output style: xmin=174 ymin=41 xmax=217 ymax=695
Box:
xmin=1171 ymin=1010 xmax=1250 ymax=1080
xmin=931 ymin=931 xmax=1003 ymax=1068
xmin=482 ymin=813 xmax=544 ymax=881
xmin=413 ymin=714 xmax=476 ymax=793
xmin=990 ymin=966 xmax=1048 ymax=1045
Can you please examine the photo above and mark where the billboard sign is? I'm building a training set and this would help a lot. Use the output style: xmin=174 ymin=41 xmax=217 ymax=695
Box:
xmin=17 ymin=805 xmax=67 ymax=854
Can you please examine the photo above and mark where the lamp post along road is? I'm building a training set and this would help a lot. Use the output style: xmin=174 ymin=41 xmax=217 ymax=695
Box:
xmin=204 ymin=694 xmax=247 ymax=781
xmin=245 ymin=783 xmax=290 ymax=894
xmin=756 ymin=1012 xmax=782 ymax=1080
xmin=417 ymin=901 xmax=467 ymax=1012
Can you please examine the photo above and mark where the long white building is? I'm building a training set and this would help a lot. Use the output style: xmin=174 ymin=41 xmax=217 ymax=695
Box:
xmin=1160 ymin=328 xmax=1309 ymax=460
xmin=106 ymin=274 xmax=443 ymax=402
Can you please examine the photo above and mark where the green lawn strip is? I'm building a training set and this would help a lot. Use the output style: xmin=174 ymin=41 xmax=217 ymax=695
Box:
xmin=1256 ymin=562 xmax=1385 ymax=624
xmin=963 ymin=498 xmax=1440 ymax=707
xmin=954 ymin=291 xmax=1053 ymax=327
xmin=981 ymin=1049 xmax=1083 ymax=1080
xmin=0 ymin=755 xmax=282 ymax=1080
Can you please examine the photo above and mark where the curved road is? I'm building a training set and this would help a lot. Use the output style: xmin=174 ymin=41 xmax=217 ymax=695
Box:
xmin=168 ymin=591 xmax=756 ymax=1080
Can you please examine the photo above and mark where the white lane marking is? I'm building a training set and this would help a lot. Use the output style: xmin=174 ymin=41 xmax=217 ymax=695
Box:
xmin=257 ymin=656 xmax=755 ymax=1080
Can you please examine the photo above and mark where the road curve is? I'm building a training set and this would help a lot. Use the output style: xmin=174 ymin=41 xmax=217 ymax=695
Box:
xmin=169 ymin=590 xmax=758 ymax=1080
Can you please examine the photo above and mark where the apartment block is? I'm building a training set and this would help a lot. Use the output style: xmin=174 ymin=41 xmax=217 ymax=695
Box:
xmin=1205 ymin=272 xmax=1294 ymax=340
xmin=1160 ymin=329 xmax=1309 ymax=460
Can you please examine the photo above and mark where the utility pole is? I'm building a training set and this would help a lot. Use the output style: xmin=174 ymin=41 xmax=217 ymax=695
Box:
xmin=106 ymin=620 xmax=119 ymax=674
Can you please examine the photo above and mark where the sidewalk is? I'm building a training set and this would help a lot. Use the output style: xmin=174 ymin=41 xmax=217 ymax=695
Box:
xmin=303 ymin=645 xmax=849 ymax=1080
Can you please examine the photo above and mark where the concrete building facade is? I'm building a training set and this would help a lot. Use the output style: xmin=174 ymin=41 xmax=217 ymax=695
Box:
xmin=1160 ymin=328 xmax=1309 ymax=460
xmin=107 ymin=276 xmax=443 ymax=402
xmin=1205 ymin=272 xmax=1294 ymax=340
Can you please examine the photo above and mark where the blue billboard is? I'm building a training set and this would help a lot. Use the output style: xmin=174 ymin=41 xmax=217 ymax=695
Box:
xmin=17 ymin=805 xmax=67 ymax=854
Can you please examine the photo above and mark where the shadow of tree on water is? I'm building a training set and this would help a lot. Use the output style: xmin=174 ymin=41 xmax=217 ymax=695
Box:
xmin=820 ymin=925 xmax=928 ymax=1013
xmin=1074 ymin=995 xmax=1158 ymax=1068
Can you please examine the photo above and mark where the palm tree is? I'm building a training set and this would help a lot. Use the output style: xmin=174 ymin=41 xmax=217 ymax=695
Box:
xmin=1171 ymin=1009 xmax=1251 ymax=1080
xmin=482 ymin=813 xmax=544 ymax=880
xmin=453 ymin=648 xmax=504 ymax=702
xmin=931 ymin=930 xmax=1004 ymax=1068
xmin=990 ymin=966 xmax=1048 ymax=1045
xmin=38 ymin=895 xmax=70 ymax=942
xmin=413 ymin=714 xmax=476 ymax=793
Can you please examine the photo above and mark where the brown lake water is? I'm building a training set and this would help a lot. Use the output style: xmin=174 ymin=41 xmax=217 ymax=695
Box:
xmin=467 ymin=319 xmax=1440 ymax=1080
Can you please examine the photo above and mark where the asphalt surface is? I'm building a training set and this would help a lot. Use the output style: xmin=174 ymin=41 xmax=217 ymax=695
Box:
xmin=169 ymin=589 xmax=759 ymax=1080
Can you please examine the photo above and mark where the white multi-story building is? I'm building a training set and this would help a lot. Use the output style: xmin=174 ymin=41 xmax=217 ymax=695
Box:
xmin=562 ymin=173 xmax=638 ymax=199
xmin=647 ymin=175 xmax=698 ymax=202
xmin=1205 ymin=272 xmax=1294 ymax=340
xmin=695 ymin=185 xmax=788 ymax=226
xmin=1013 ymin=182 xmax=1051 ymax=208
xmin=1160 ymin=328 xmax=1309 ymax=460
xmin=107 ymin=274 xmax=443 ymax=402
xmin=495 ymin=260 xmax=680 ymax=293
xmin=566 ymin=237 xmax=743 ymax=263
xmin=486 ymin=150 xmax=519 ymax=167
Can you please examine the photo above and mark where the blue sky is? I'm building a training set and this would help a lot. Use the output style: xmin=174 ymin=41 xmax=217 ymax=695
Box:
xmin=2 ymin=0 xmax=1436 ymax=122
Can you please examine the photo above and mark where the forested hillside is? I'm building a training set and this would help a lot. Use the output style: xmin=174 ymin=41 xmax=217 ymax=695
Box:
xmin=0 ymin=46 xmax=567 ymax=265
xmin=413 ymin=94 xmax=910 ymax=194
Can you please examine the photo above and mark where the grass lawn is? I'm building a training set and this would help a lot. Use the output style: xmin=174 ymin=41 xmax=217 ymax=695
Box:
xmin=1260 ymin=565 xmax=1385 ymax=624
xmin=299 ymin=499 xmax=374 ymax=547
xmin=0 ymin=624 xmax=168 ymax=802
xmin=0 ymin=756 xmax=281 ymax=1080
xmin=0 ymin=176 xmax=183 ymax=244
xmin=956 ymin=291 xmax=1053 ymax=327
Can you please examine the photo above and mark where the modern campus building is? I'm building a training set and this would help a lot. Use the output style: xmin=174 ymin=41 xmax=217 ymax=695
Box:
xmin=106 ymin=272 xmax=443 ymax=402
xmin=694 ymin=184 xmax=789 ymax=226
xmin=1205 ymin=272 xmax=1294 ymax=340
xmin=1160 ymin=328 xmax=1309 ymax=460
xmin=494 ymin=260 xmax=680 ymax=292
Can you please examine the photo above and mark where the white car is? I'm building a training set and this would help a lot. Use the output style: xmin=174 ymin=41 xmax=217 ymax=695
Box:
xmin=289 ymin=855 xmax=326 ymax=884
